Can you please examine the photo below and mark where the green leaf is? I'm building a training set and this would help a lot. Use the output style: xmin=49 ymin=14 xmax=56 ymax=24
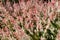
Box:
xmin=19 ymin=22 xmax=23 ymax=28
xmin=0 ymin=22 xmax=6 ymax=29
xmin=51 ymin=21 xmax=60 ymax=29
xmin=47 ymin=29 xmax=53 ymax=35
xmin=14 ymin=0 xmax=19 ymax=3
xmin=45 ymin=28 xmax=58 ymax=40
xmin=54 ymin=17 xmax=58 ymax=23
xmin=0 ymin=35 xmax=2 ymax=40
xmin=2 ymin=0 xmax=6 ymax=5
xmin=39 ymin=31 xmax=43 ymax=37
xmin=40 ymin=11 xmax=44 ymax=17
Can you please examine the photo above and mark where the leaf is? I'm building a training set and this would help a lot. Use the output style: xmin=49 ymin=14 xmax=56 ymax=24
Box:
xmin=39 ymin=31 xmax=43 ymax=37
xmin=45 ymin=28 xmax=58 ymax=40
xmin=33 ymin=27 xmax=36 ymax=34
xmin=47 ymin=29 xmax=53 ymax=35
xmin=51 ymin=21 xmax=60 ymax=29
xmin=54 ymin=17 xmax=58 ymax=23
xmin=19 ymin=22 xmax=23 ymax=28
xmin=2 ymin=0 xmax=6 ymax=5
xmin=0 ymin=36 xmax=2 ymax=40
xmin=40 ymin=11 xmax=44 ymax=17
xmin=0 ymin=22 xmax=6 ymax=29
xmin=24 ymin=29 xmax=34 ymax=40
xmin=0 ymin=16 xmax=5 ymax=18
xmin=14 ymin=0 xmax=19 ymax=3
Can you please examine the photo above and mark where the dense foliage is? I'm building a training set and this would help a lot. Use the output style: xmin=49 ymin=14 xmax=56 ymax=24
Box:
xmin=0 ymin=0 xmax=60 ymax=40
